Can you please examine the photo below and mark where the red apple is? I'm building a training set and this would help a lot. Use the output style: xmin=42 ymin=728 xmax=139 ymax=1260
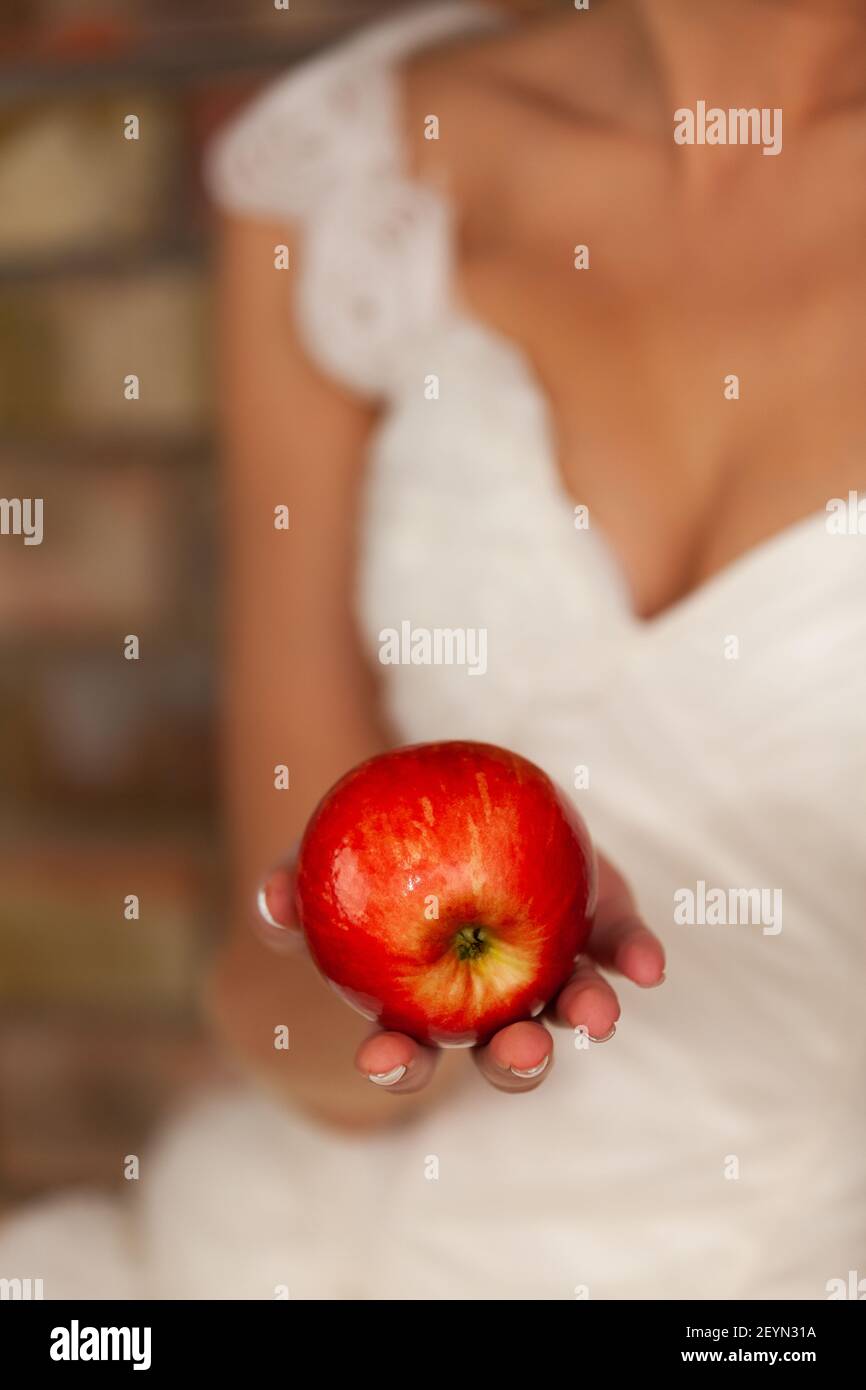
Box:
xmin=295 ymin=741 xmax=596 ymax=1046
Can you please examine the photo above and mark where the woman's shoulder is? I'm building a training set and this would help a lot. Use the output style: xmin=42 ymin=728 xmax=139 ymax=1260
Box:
xmin=205 ymin=3 xmax=505 ymax=224
xmin=204 ymin=6 xmax=510 ymax=399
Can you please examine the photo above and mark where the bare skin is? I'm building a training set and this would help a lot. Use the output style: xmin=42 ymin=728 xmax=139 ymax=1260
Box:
xmin=207 ymin=0 xmax=866 ymax=1127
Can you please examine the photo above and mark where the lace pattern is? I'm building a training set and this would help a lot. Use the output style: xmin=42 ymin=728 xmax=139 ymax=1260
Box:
xmin=205 ymin=2 xmax=502 ymax=395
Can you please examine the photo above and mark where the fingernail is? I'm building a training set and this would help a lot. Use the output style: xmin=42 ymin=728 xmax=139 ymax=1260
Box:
xmin=589 ymin=1024 xmax=616 ymax=1043
xmin=509 ymin=1055 xmax=550 ymax=1079
xmin=253 ymin=884 xmax=302 ymax=954
xmin=644 ymin=971 xmax=666 ymax=988
xmin=368 ymin=1064 xmax=407 ymax=1087
xmin=256 ymin=883 xmax=286 ymax=931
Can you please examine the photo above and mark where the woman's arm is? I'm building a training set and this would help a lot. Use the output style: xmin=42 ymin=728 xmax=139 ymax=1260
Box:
xmin=206 ymin=213 xmax=666 ymax=1125
xmin=205 ymin=212 xmax=460 ymax=1127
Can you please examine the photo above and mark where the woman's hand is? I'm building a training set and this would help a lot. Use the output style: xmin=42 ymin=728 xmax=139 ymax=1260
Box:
xmin=256 ymin=851 xmax=665 ymax=1097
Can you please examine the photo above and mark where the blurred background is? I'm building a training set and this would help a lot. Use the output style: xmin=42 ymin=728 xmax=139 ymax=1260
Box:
xmin=0 ymin=0 xmax=400 ymax=1219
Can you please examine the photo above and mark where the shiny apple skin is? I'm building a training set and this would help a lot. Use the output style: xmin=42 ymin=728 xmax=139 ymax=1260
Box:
xmin=295 ymin=741 xmax=597 ymax=1047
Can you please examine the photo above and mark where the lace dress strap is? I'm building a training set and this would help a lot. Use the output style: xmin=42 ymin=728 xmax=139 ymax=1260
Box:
xmin=205 ymin=3 xmax=503 ymax=396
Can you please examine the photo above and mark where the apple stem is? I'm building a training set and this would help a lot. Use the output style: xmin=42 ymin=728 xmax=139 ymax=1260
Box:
xmin=454 ymin=924 xmax=488 ymax=961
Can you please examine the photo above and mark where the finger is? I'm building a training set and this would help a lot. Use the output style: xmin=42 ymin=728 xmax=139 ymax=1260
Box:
xmin=588 ymin=914 xmax=665 ymax=986
xmin=253 ymin=861 xmax=305 ymax=954
xmin=356 ymin=1031 xmax=440 ymax=1095
xmin=473 ymin=1020 xmax=554 ymax=1093
xmin=550 ymin=958 xmax=620 ymax=1041
xmin=588 ymin=853 xmax=666 ymax=987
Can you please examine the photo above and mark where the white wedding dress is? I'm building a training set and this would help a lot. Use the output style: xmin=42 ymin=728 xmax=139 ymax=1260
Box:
xmin=3 ymin=2 xmax=864 ymax=1300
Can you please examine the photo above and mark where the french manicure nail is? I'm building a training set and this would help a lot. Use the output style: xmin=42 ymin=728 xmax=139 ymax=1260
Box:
xmin=368 ymin=1064 xmax=407 ymax=1087
xmin=640 ymin=972 xmax=666 ymax=988
xmin=256 ymin=883 xmax=286 ymax=931
xmin=589 ymin=1024 xmax=616 ymax=1043
xmin=509 ymin=1055 xmax=550 ymax=1079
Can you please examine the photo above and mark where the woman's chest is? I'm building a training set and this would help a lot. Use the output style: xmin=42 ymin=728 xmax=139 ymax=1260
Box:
xmin=456 ymin=243 xmax=866 ymax=620
xmin=360 ymin=323 xmax=866 ymax=831
xmin=406 ymin=61 xmax=866 ymax=617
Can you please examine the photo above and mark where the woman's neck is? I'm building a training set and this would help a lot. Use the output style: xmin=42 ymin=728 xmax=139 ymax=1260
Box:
xmin=626 ymin=0 xmax=866 ymax=130
xmin=507 ymin=0 xmax=866 ymax=136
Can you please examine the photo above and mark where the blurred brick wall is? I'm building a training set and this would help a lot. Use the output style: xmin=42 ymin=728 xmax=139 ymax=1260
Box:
xmin=0 ymin=0 xmax=396 ymax=1211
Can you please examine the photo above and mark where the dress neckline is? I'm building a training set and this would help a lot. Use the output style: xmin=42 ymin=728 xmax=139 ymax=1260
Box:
xmin=381 ymin=5 xmax=838 ymax=630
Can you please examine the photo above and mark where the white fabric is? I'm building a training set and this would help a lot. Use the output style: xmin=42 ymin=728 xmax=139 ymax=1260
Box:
xmin=205 ymin=1 xmax=497 ymax=395
xmin=3 ymin=2 xmax=865 ymax=1300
